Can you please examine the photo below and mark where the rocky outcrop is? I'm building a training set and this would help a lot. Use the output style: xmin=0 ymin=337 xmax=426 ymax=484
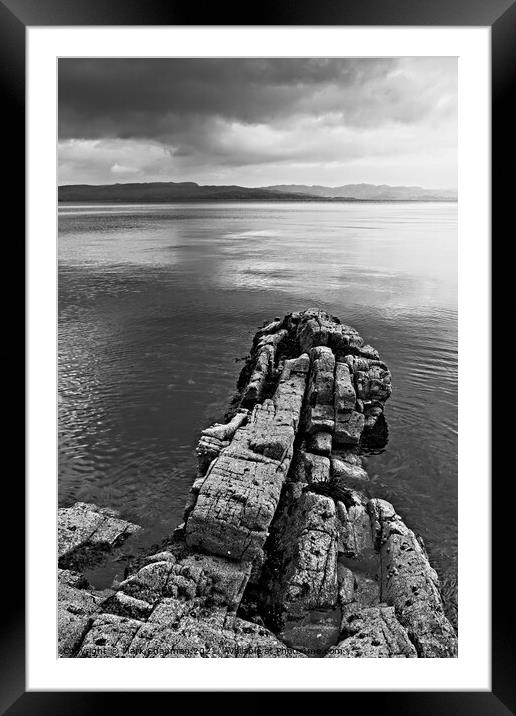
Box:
xmin=58 ymin=309 xmax=457 ymax=658
xmin=185 ymin=353 xmax=309 ymax=562
xmin=77 ymin=548 xmax=305 ymax=658
xmin=368 ymin=498 xmax=458 ymax=657
xmin=57 ymin=504 xmax=140 ymax=655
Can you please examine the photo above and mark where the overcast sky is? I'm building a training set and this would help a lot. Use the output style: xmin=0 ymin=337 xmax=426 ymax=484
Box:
xmin=58 ymin=58 xmax=457 ymax=188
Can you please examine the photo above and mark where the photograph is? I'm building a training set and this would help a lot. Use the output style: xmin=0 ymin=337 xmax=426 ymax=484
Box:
xmin=6 ymin=0 xmax=504 ymax=702
xmin=57 ymin=56 xmax=459 ymax=660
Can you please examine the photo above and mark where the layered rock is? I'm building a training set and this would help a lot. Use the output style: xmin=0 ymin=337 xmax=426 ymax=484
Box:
xmin=368 ymin=498 xmax=458 ymax=657
xmin=185 ymin=353 xmax=309 ymax=562
xmin=58 ymin=309 xmax=456 ymax=659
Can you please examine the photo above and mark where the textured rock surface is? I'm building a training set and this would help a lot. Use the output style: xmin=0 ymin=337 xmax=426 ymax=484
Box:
xmin=185 ymin=354 xmax=309 ymax=561
xmin=75 ymin=546 xmax=304 ymax=658
xmin=196 ymin=409 xmax=248 ymax=475
xmin=59 ymin=310 xmax=456 ymax=659
xmin=58 ymin=502 xmax=141 ymax=570
xmin=369 ymin=498 xmax=458 ymax=657
xmin=274 ymin=492 xmax=339 ymax=617
xmin=79 ymin=611 xmax=305 ymax=658
xmin=326 ymin=605 xmax=417 ymax=658
xmin=58 ymin=569 xmax=103 ymax=657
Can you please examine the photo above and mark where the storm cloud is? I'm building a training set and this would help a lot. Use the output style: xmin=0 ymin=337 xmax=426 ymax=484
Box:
xmin=58 ymin=57 xmax=457 ymax=188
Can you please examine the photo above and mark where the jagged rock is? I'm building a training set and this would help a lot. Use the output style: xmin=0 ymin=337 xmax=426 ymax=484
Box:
xmin=363 ymin=401 xmax=385 ymax=429
xmin=243 ymin=344 xmax=275 ymax=405
xmin=58 ymin=502 xmax=141 ymax=570
xmin=200 ymin=409 xmax=248 ymax=443
xmin=117 ymin=553 xmax=251 ymax=609
xmin=58 ymin=568 xmax=90 ymax=589
xmin=273 ymin=354 xmax=310 ymax=432
xmin=273 ymin=492 xmax=339 ymax=621
xmin=333 ymin=491 xmax=382 ymax=613
xmin=345 ymin=356 xmax=392 ymax=403
xmin=293 ymin=451 xmax=331 ymax=484
xmin=331 ymin=455 xmax=369 ymax=483
xmin=334 ymin=410 xmax=365 ymax=446
xmin=297 ymin=312 xmax=334 ymax=353
xmin=337 ymin=565 xmax=356 ymax=606
xmin=256 ymin=317 xmax=284 ymax=338
xmin=183 ymin=475 xmax=207 ymax=521
xmin=61 ymin=310 xmax=456 ymax=660
xmin=333 ymin=360 xmax=367 ymax=444
xmin=80 ymin=609 xmax=306 ymax=658
xmin=368 ymin=498 xmax=457 ymax=657
xmin=335 ymin=449 xmax=364 ymax=466
xmin=147 ymin=596 xmax=192 ymax=626
xmin=103 ymin=591 xmax=154 ymax=621
xmin=358 ymin=344 xmax=380 ymax=360
xmin=256 ymin=328 xmax=288 ymax=352
xmin=196 ymin=435 xmax=229 ymax=475
xmin=133 ymin=613 xmax=306 ymax=658
xmin=241 ymin=327 xmax=289 ymax=408
xmin=368 ymin=498 xmax=397 ymax=547
xmin=77 ymin=614 xmax=143 ymax=657
xmin=304 ymin=346 xmax=336 ymax=435
xmin=117 ymin=560 xmax=177 ymax=605
xmin=185 ymin=356 xmax=309 ymax=561
xmin=334 ymin=361 xmax=356 ymax=412
xmin=336 ymin=492 xmax=375 ymax=559
xmin=296 ymin=310 xmax=363 ymax=355
xmin=178 ymin=553 xmax=252 ymax=607
xmin=326 ymin=605 xmax=417 ymax=658
xmin=58 ymin=569 xmax=103 ymax=657
xmin=185 ymin=453 xmax=288 ymax=561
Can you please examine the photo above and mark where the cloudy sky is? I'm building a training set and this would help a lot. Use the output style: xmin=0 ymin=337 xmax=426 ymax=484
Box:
xmin=58 ymin=58 xmax=457 ymax=188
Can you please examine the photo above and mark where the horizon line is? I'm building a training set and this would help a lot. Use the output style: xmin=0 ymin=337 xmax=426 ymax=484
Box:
xmin=58 ymin=179 xmax=458 ymax=192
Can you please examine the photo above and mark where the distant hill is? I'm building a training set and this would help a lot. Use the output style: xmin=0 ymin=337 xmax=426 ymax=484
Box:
xmin=58 ymin=182 xmax=308 ymax=203
xmin=264 ymin=183 xmax=457 ymax=201
xmin=58 ymin=181 xmax=457 ymax=203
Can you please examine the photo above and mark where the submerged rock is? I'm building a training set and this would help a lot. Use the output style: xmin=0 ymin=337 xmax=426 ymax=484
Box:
xmin=59 ymin=309 xmax=456 ymax=659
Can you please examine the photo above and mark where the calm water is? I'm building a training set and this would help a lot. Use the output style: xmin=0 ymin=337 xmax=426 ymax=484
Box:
xmin=58 ymin=201 xmax=457 ymax=613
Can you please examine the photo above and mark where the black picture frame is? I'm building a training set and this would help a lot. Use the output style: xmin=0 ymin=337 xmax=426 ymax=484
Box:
xmin=6 ymin=0 xmax=512 ymax=710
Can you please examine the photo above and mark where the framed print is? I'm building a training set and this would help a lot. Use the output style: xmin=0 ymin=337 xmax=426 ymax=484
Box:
xmin=5 ymin=0 xmax=512 ymax=709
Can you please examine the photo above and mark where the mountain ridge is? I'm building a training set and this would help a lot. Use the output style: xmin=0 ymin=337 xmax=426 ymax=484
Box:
xmin=58 ymin=181 xmax=457 ymax=203
xmin=264 ymin=183 xmax=457 ymax=201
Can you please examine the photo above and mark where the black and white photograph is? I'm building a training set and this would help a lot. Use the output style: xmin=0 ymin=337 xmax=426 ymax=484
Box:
xmin=57 ymin=56 xmax=459 ymax=660
xmin=0 ymin=0 xmax=504 ymax=703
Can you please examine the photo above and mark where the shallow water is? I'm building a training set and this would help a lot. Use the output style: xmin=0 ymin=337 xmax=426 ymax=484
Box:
xmin=58 ymin=201 xmax=457 ymax=611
